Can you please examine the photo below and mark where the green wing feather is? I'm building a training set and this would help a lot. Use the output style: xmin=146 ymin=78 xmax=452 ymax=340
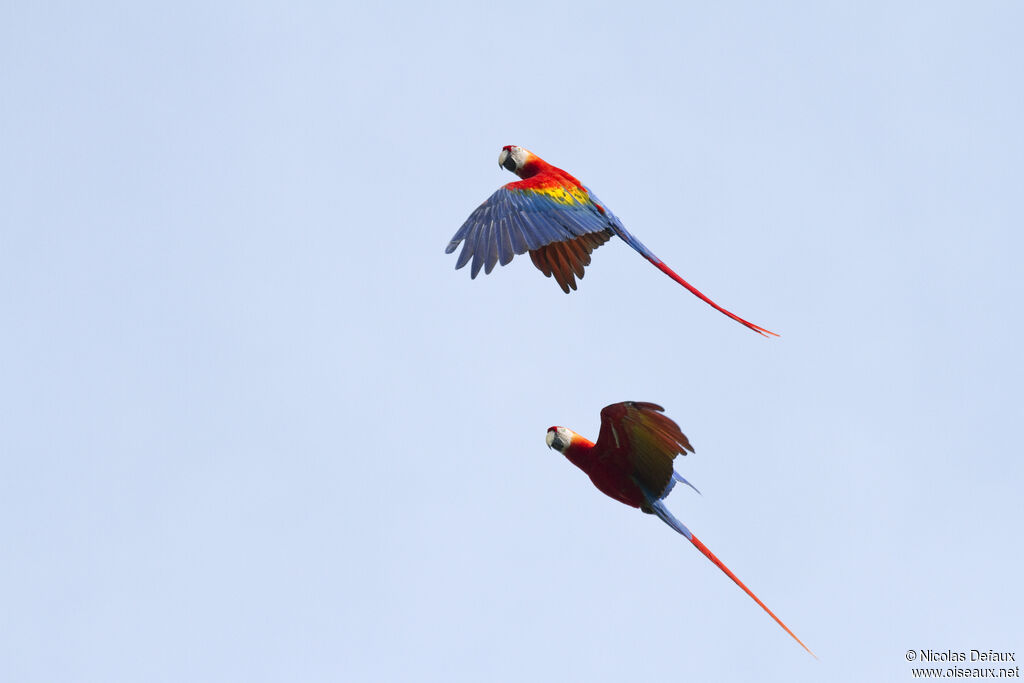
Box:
xmin=598 ymin=402 xmax=695 ymax=499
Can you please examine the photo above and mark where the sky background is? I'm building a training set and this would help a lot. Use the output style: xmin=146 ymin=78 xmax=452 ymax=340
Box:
xmin=2 ymin=2 xmax=1022 ymax=682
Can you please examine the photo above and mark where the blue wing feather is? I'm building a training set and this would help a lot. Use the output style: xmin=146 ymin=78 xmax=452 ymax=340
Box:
xmin=506 ymin=213 xmax=529 ymax=254
xmin=447 ymin=185 xmax=612 ymax=275
xmin=497 ymin=216 xmax=515 ymax=267
xmin=484 ymin=220 xmax=499 ymax=275
xmin=662 ymin=470 xmax=702 ymax=499
xmin=470 ymin=229 xmax=486 ymax=278
xmin=455 ymin=233 xmax=474 ymax=270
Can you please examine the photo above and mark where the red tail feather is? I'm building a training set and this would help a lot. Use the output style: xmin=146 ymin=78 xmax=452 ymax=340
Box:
xmin=654 ymin=262 xmax=778 ymax=337
xmin=690 ymin=534 xmax=815 ymax=657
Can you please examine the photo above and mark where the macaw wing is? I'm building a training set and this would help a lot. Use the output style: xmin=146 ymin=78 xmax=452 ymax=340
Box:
xmin=528 ymin=230 xmax=612 ymax=293
xmin=445 ymin=179 xmax=613 ymax=290
xmin=596 ymin=402 xmax=695 ymax=501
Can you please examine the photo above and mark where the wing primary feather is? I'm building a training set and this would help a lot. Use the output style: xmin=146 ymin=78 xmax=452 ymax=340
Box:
xmin=484 ymin=217 xmax=500 ymax=274
xmin=455 ymin=223 xmax=477 ymax=270
xmin=470 ymin=221 xmax=488 ymax=278
xmin=506 ymin=212 xmax=529 ymax=255
xmin=546 ymin=243 xmax=570 ymax=292
xmin=529 ymin=248 xmax=553 ymax=278
xmin=497 ymin=221 xmax=515 ymax=266
xmin=564 ymin=238 xmax=587 ymax=279
xmin=553 ymin=242 xmax=578 ymax=291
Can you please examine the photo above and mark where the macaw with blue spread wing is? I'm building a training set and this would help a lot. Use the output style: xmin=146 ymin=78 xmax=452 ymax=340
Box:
xmin=546 ymin=401 xmax=814 ymax=656
xmin=446 ymin=146 xmax=776 ymax=337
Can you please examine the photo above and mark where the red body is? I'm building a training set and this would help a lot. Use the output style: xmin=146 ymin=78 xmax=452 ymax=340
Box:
xmin=561 ymin=435 xmax=648 ymax=509
xmin=549 ymin=402 xmax=814 ymax=656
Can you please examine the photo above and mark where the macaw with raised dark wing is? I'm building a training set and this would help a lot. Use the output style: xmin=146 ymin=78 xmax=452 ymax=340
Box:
xmin=546 ymin=401 xmax=814 ymax=656
xmin=446 ymin=146 xmax=776 ymax=337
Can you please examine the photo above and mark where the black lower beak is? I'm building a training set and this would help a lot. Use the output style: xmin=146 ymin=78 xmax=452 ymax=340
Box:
xmin=501 ymin=155 xmax=518 ymax=173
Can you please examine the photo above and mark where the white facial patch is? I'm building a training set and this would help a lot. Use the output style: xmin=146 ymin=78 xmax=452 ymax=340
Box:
xmin=499 ymin=145 xmax=531 ymax=173
xmin=508 ymin=146 xmax=529 ymax=170
xmin=546 ymin=426 xmax=575 ymax=452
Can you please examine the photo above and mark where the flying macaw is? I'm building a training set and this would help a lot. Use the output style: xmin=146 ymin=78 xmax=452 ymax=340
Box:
xmin=546 ymin=401 xmax=814 ymax=656
xmin=446 ymin=146 xmax=776 ymax=337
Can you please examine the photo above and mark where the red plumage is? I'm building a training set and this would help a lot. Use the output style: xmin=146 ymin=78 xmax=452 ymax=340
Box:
xmin=548 ymin=402 xmax=814 ymax=656
xmin=447 ymin=146 xmax=777 ymax=335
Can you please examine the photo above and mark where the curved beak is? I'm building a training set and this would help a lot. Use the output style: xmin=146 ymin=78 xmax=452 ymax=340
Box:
xmin=499 ymin=149 xmax=517 ymax=173
xmin=545 ymin=430 xmax=563 ymax=451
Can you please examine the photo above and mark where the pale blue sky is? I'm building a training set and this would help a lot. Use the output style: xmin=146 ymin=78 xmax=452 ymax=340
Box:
xmin=2 ymin=3 xmax=1022 ymax=682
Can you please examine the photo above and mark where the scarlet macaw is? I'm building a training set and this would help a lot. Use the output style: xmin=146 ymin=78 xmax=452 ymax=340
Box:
xmin=546 ymin=401 xmax=814 ymax=655
xmin=446 ymin=146 xmax=776 ymax=336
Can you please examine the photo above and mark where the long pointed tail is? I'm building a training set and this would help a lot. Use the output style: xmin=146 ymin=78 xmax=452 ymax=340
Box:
xmin=612 ymin=227 xmax=778 ymax=337
xmin=649 ymin=500 xmax=814 ymax=657
xmin=689 ymin=533 xmax=816 ymax=657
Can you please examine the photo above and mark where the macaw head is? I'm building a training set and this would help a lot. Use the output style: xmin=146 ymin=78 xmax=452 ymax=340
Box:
xmin=545 ymin=426 xmax=579 ymax=453
xmin=498 ymin=145 xmax=537 ymax=177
